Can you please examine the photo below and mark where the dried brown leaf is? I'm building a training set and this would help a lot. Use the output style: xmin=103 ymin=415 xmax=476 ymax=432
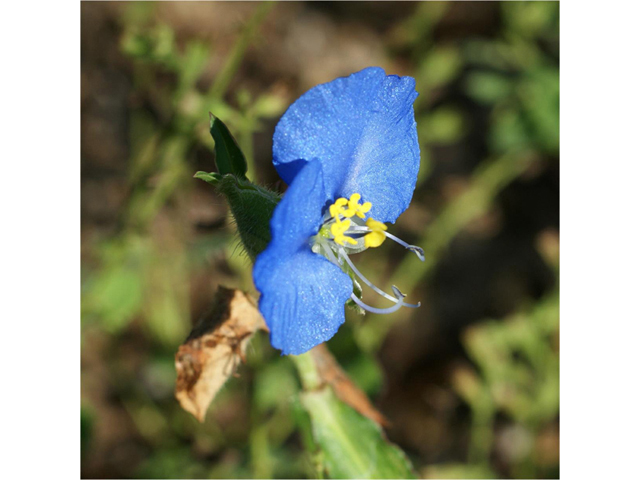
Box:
xmin=175 ymin=287 xmax=267 ymax=422
xmin=310 ymin=344 xmax=390 ymax=427
xmin=175 ymin=287 xmax=387 ymax=427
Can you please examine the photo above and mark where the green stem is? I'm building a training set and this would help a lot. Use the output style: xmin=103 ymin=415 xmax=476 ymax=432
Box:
xmin=290 ymin=351 xmax=322 ymax=391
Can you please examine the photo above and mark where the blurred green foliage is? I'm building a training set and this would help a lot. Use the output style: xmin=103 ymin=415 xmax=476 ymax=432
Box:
xmin=81 ymin=2 xmax=558 ymax=479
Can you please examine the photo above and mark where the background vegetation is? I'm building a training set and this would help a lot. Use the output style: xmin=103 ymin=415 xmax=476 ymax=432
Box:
xmin=81 ymin=2 xmax=559 ymax=478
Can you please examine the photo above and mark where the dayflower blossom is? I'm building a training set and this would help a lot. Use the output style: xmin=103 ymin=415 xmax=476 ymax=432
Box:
xmin=253 ymin=67 xmax=423 ymax=355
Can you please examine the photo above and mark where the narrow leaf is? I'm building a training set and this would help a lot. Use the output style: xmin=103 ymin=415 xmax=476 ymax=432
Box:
xmin=209 ymin=113 xmax=248 ymax=178
xmin=193 ymin=171 xmax=222 ymax=186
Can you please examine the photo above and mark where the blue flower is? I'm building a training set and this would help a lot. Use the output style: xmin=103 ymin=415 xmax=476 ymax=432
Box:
xmin=253 ymin=67 xmax=423 ymax=355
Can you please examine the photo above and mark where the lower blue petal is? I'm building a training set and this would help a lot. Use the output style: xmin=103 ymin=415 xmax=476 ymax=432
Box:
xmin=253 ymin=160 xmax=353 ymax=355
xmin=254 ymin=248 xmax=352 ymax=355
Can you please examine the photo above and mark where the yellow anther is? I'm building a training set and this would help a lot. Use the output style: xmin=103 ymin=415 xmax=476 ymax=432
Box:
xmin=364 ymin=217 xmax=387 ymax=248
xmin=329 ymin=194 xmax=372 ymax=220
xmin=366 ymin=218 xmax=387 ymax=231
xmin=329 ymin=197 xmax=349 ymax=219
xmin=356 ymin=201 xmax=372 ymax=218
xmin=347 ymin=193 xmax=373 ymax=219
xmin=330 ymin=218 xmax=348 ymax=236
xmin=330 ymin=218 xmax=357 ymax=246
xmin=341 ymin=195 xmax=357 ymax=218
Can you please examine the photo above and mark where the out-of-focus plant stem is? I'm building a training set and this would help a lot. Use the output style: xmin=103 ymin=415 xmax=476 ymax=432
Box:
xmin=207 ymin=2 xmax=274 ymax=101
xmin=290 ymin=352 xmax=325 ymax=477
xmin=250 ymin=421 xmax=273 ymax=479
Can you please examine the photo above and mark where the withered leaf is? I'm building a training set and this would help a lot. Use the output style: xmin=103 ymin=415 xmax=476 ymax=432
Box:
xmin=175 ymin=287 xmax=387 ymax=427
xmin=175 ymin=287 xmax=267 ymax=422
xmin=310 ymin=344 xmax=389 ymax=427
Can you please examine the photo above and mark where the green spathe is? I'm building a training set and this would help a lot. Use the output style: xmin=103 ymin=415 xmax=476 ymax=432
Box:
xmin=197 ymin=113 xmax=280 ymax=259
xmin=195 ymin=172 xmax=280 ymax=260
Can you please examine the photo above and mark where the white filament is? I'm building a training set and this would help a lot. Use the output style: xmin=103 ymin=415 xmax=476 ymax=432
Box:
xmin=337 ymin=247 xmax=419 ymax=308
xmin=318 ymin=238 xmax=420 ymax=314
xmin=349 ymin=292 xmax=407 ymax=314
xmin=347 ymin=226 xmax=424 ymax=261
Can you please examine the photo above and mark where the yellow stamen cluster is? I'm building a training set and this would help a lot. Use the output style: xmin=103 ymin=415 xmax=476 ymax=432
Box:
xmin=327 ymin=193 xmax=387 ymax=248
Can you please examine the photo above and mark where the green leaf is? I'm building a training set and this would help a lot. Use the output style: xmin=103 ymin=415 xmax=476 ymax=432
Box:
xmin=193 ymin=171 xmax=222 ymax=185
xmin=421 ymin=107 xmax=466 ymax=144
xmin=209 ymin=113 xmax=248 ymax=178
xmin=87 ymin=266 xmax=143 ymax=333
xmin=422 ymin=462 xmax=498 ymax=479
xmin=465 ymin=71 xmax=513 ymax=104
xmin=301 ymin=387 xmax=416 ymax=479
xmin=81 ymin=404 xmax=95 ymax=457
xmin=419 ymin=46 xmax=463 ymax=90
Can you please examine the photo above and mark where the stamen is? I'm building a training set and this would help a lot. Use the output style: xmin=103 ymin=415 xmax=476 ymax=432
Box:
xmin=347 ymin=193 xmax=372 ymax=219
xmin=337 ymin=247 xmax=420 ymax=308
xmin=348 ymin=226 xmax=425 ymax=261
xmin=384 ymin=232 xmax=425 ymax=261
xmin=331 ymin=218 xmax=358 ymax=246
xmin=329 ymin=197 xmax=348 ymax=219
xmin=349 ymin=292 xmax=406 ymax=314
xmin=320 ymin=241 xmax=340 ymax=266
xmin=363 ymin=217 xmax=387 ymax=248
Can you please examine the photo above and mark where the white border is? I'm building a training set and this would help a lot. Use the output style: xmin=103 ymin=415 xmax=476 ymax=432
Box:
xmin=4 ymin=0 xmax=640 ymax=477
xmin=561 ymin=0 xmax=640 ymax=477
xmin=3 ymin=0 xmax=80 ymax=477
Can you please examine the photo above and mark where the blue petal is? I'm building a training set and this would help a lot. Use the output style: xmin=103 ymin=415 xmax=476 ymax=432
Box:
xmin=272 ymin=66 xmax=420 ymax=223
xmin=253 ymin=160 xmax=353 ymax=355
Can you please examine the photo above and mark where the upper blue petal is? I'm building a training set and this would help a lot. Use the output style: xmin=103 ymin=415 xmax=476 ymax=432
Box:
xmin=272 ymin=66 xmax=420 ymax=223
xmin=253 ymin=160 xmax=353 ymax=355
